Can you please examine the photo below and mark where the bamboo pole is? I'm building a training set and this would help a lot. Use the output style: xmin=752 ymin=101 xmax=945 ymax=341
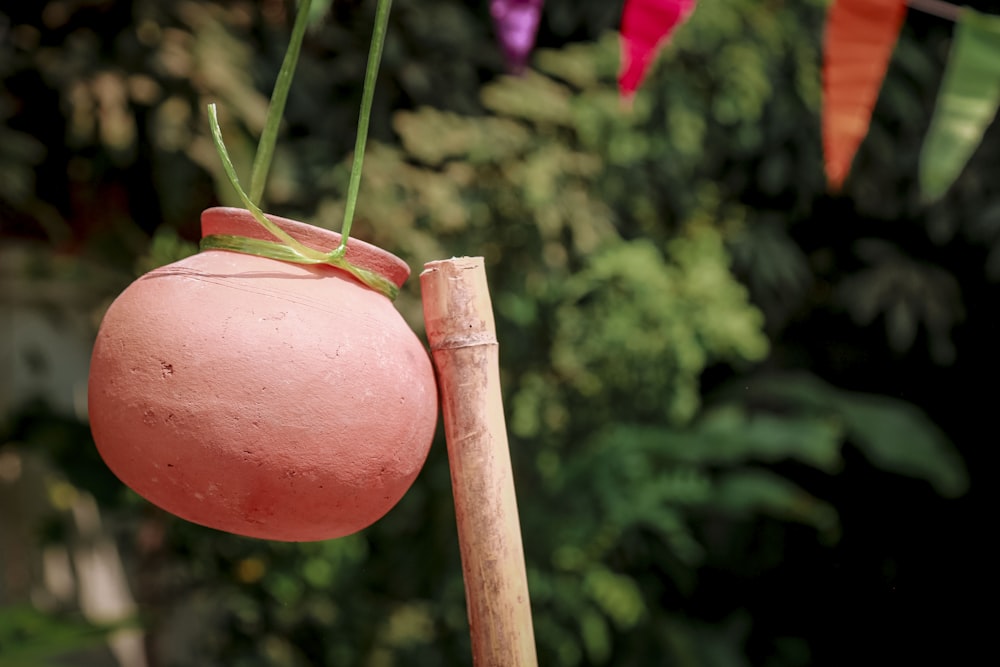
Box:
xmin=420 ymin=257 xmax=538 ymax=667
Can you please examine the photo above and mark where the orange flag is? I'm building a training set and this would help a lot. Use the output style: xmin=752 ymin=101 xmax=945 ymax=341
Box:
xmin=823 ymin=0 xmax=908 ymax=190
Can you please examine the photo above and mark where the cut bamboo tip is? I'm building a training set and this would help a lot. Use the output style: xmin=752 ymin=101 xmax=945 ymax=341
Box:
xmin=421 ymin=257 xmax=497 ymax=350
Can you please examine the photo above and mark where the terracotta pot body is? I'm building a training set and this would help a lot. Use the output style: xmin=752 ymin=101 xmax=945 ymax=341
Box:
xmin=88 ymin=207 xmax=437 ymax=541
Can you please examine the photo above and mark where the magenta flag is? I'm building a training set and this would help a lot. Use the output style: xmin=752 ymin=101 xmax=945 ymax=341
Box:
xmin=619 ymin=0 xmax=697 ymax=98
xmin=491 ymin=0 xmax=545 ymax=74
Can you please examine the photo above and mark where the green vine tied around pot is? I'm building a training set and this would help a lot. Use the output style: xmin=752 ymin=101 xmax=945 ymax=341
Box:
xmin=202 ymin=0 xmax=399 ymax=300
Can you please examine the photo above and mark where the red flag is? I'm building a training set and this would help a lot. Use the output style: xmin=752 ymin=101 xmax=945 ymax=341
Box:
xmin=619 ymin=0 xmax=697 ymax=99
xmin=491 ymin=0 xmax=545 ymax=75
xmin=823 ymin=0 xmax=908 ymax=190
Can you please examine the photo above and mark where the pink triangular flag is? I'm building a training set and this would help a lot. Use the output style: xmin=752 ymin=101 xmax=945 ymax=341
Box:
xmin=619 ymin=0 xmax=697 ymax=98
xmin=491 ymin=0 xmax=545 ymax=75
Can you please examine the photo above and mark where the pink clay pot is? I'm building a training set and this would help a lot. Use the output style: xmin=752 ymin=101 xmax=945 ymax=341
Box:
xmin=88 ymin=207 xmax=438 ymax=541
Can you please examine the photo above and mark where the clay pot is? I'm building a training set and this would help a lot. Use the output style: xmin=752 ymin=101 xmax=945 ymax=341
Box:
xmin=88 ymin=207 xmax=438 ymax=541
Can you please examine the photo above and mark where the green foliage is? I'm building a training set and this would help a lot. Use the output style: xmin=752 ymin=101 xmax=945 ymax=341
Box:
xmin=0 ymin=605 xmax=113 ymax=666
xmin=134 ymin=226 xmax=200 ymax=276
xmin=736 ymin=373 xmax=969 ymax=498
xmin=552 ymin=230 xmax=767 ymax=424
xmin=836 ymin=239 xmax=964 ymax=364
xmin=342 ymin=33 xmax=770 ymax=438
xmin=297 ymin=30 xmax=963 ymax=666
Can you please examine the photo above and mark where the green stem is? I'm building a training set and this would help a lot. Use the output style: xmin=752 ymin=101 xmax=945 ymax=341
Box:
xmin=209 ymin=104 xmax=326 ymax=262
xmin=338 ymin=0 xmax=394 ymax=254
xmin=208 ymin=103 xmax=399 ymax=300
xmin=248 ymin=0 xmax=314 ymax=206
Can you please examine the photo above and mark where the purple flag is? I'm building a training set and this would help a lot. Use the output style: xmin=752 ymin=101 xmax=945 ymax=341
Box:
xmin=491 ymin=0 xmax=545 ymax=75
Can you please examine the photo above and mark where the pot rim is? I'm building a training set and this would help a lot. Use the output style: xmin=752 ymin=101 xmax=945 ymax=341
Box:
xmin=201 ymin=206 xmax=411 ymax=289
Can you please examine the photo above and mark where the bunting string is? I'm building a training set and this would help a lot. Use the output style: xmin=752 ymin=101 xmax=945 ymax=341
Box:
xmin=907 ymin=0 xmax=962 ymax=22
xmin=488 ymin=0 xmax=995 ymax=201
